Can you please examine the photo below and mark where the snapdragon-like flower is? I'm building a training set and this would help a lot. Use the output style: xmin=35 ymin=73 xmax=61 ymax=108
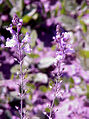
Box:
xmin=53 ymin=25 xmax=75 ymax=73
xmin=23 ymin=43 xmax=32 ymax=53
xmin=6 ymin=14 xmax=31 ymax=54
xmin=22 ymin=32 xmax=31 ymax=43
xmin=6 ymin=35 xmax=18 ymax=47
xmin=6 ymin=25 xmax=16 ymax=35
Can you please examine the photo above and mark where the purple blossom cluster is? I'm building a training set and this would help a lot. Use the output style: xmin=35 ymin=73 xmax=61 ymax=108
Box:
xmin=6 ymin=14 xmax=31 ymax=54
xmin=53 ymin=25 xmax=75 ymax=77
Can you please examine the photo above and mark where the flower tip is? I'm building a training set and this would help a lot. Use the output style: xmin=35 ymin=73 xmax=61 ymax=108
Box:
xmin=19 ymin=19 xmax=23 ymax=23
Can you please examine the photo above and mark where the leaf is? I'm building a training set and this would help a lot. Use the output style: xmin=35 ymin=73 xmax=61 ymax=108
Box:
xmin=87 ymin=85 xmax=89 ymax=91
xmin=60 ymin=1 xmax=66 ymax=15
xmin=45 ymin=107 xmax=50 ymax=113
xmin=32 ymin=13 xmax=38 ymax=20
xmin=22 ymin=6 xmax=37 ymax=23
xmin=54 ymin=97 xmax=59 ymax=106
xmin=23 ymin=56 xmax=33 ymax=67
xmin=38 ymin=57 xmax=55 ymax=69
xmin=39 ymin=86 xmax=48 ymax=93
xmin=10 ymin=0 xmax=24 ymax=17
xmin=69 ymin=95 xmax=75 ymax=100
xmin=10 ymin=64 xmax=20 ymax=74
xmin=80 ymin=20 xmax=87 ymax=32
xmin=57 ymin=15 xmax=76 ymax=30
xmin=22 ymin=15 xmax=32 ymax=23
xmin=51 ymin=45 xmax=56 ymax=51
xmin=6 ymin=0 xmax=13 ymax=8
xmin=26 ymin=83 xmax=35 ymax=94
xmin=30 ymin=30 xmax=37 ymax=48
xmin=54 ymin=5 xmax=59 ymax=16
xmin=29 ymin=53 xmax=39 ymax=59
xmin=79 ymin=50 xmax=89 ymax=58
xmin=21 ymin=27 xmax=28 ymax=34
xmin=0 ymin=18 xmax=2 ymax=27
xmin=69 ymin=78 xmax=74 ymax=84
xmin=64 ymin=0 xmax=77 ymax=12
xmin=11 ymin=64 xmax=26 ymax=74
xmin=34 ymin=73 xmax=48 ymax=83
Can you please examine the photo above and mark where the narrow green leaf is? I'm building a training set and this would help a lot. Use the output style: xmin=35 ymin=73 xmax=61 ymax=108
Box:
xmin=6 ymin=0 xmax=13 ymax=8
xmin=79 ymin=50 xmax=89 ymax=58
xmin=29 ymin=53 xmax=39 ymax=58
xmin=80 ymin=20 xmax=87 ymax=32
xmin=39 ymin=86 xmax=48 ymax=92
xmin=22 ymin=15 xmax=32 ymax=23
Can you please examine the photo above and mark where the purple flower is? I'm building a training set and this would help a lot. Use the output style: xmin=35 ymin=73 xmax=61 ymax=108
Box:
xmin=5 ymin=14 xmax=31 ymax=54
xmin=22 ymin=32 xmax=31 ymax=43
xmin=6 ymin=25 xmax=15 ymax=35
xmin=6 ymin=35 xmax=18 ymax=47
xmin=17 ymin=19 xmax=23 ymax=32
xmin=53 ymin=25 xmax=75 ymax=76
xmin=23 ymin=44 xmax=32 ymax=53
xmin=12 ymin=14 xmax=19 ymax=26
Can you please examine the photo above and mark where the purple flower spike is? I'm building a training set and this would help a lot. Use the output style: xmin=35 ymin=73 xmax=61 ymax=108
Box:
xmin=53 ymin=25 xmax=75 ymax=70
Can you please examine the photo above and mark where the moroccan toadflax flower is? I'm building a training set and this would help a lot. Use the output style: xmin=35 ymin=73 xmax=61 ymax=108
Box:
xmin=5 ymin=14 xmax=31 ymax=54
xmin=5 ymin=14 xmax=32 ymax=119
xmin=53 ymin=25 xmax=75 ymax=75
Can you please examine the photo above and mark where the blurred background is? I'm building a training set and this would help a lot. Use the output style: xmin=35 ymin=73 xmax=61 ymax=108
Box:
xmin=0 ymin=0 xmax=89 ymax=119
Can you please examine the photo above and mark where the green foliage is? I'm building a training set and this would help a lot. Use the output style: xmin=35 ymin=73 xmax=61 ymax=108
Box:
xmin=69 ymin=95 xmax=75 ymax=100
xmin=54 ymin=97 xmax=59 ymax=106
xmin=22 ymin=15 xmax=32 ymax=23
xmin=45 ymin=107 xmax=50 ymax=113
xmin=79 ymin=50 xmax=89 ymax=58
xmin=30 ymin=30 xmax=38 ymax=48
xmin=38 ymin=57 xmax=55 ymax=69
xmin=80 ymin=20 xmax=87 ymax=33
xmin=6 ymin=0 xmax=13 ymax=8
xmin=39 ymin=85 xmax=48 ymax=93
xmin=21 ymin=27 xmax=28 ymax=34
xmin=57 ymin=15 xmax=76 ymax=30
xmin=29 ymin=53 xmax=40 ymax=58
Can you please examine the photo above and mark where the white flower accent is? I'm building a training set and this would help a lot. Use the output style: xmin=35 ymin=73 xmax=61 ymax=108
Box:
xmin=6 ymin=35 xmax=18 ymax=47
xmin=23 ymin=44 xmax=32 ymax=53
xmin=63 ymin=32 xmax=71 ymax=40
xmin=6 ymin=26 xmax=13 ymax=34
xmin=22 ymin=32 xmax=31 ymax=43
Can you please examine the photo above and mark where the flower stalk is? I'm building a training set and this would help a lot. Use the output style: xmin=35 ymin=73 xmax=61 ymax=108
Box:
xmin=5 ymin=14 xmax=31 ymax=119
xmin=49 ymin=25 xmax=75 ymax=119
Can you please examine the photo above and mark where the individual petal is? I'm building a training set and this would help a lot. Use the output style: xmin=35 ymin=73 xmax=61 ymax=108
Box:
xmin=63 ymin=32 xmax=70 ymax=41
xmin=6 ymin=25 xmax=15 ymax=35
xmin=23 ymin=44 xmax=32 ymax=53
xmin=22 ymin=32 xmax=31 ymax=43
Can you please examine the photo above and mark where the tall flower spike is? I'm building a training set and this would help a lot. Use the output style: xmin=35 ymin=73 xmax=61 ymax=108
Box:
xmin=5 ymin=14 xmax=32 ymax=119
xmin=54 ymin=25 xmax=75 ymax=66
